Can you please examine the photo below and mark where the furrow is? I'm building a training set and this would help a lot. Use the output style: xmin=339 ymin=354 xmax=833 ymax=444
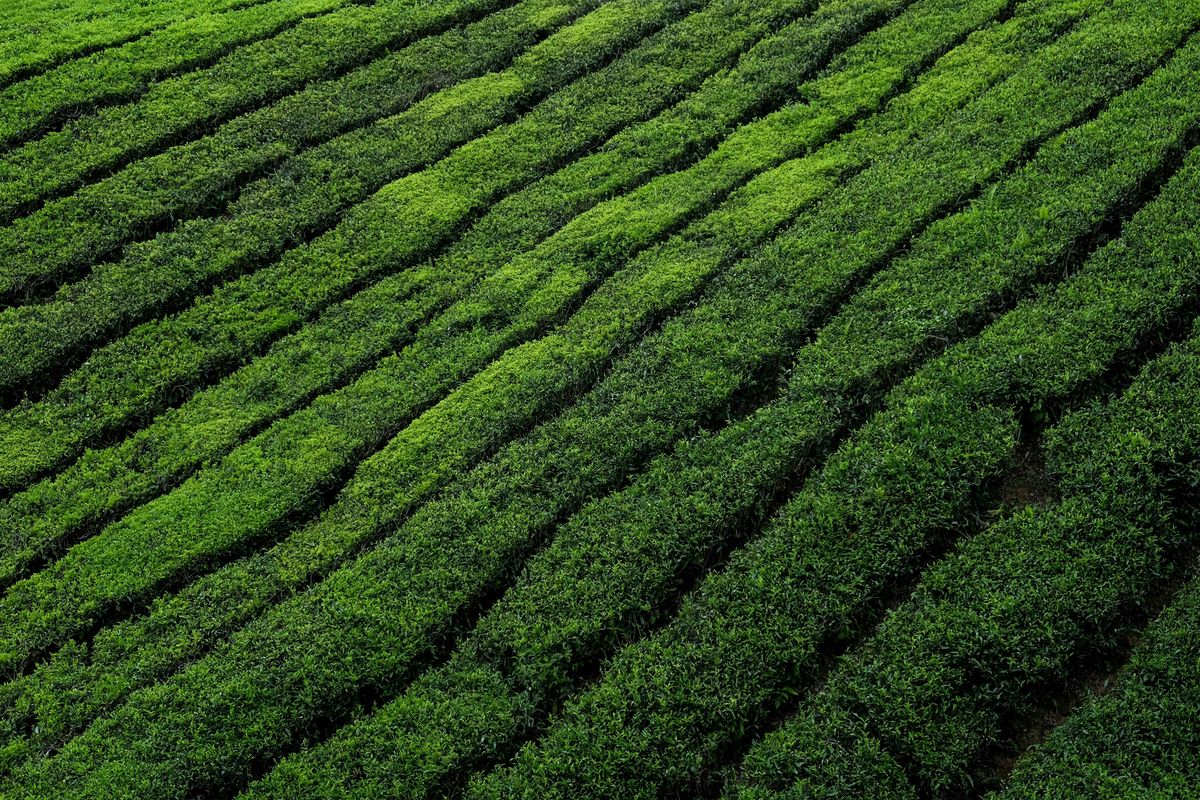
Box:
xmin=0 ymin=0 xmax=1041 ymax=761
xmin=727 ymin=317 xmax=1200 ymax=799
xmin=469 ymin=130 xmax=1200 ymax=800
xmin=0 ymin=0 xmax=924 ymax=587
xmin=0 ymin=0 xmax=268 ymax=89
xmin=0 ymin=0 xmax=1170 ymax=793
xmin=0 ymin=0 xmax=356 ymax=150
xmin=0 ymin=0 xmax=515 ymax=223
xmin=994 ymin=555 xmax=1200 ymax=798
xmin=0 ymin=0 xmax=587 ymax=329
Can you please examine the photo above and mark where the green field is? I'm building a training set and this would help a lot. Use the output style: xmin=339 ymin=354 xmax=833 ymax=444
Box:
xmin=1 ymin=0 xmax=1199 ymax=797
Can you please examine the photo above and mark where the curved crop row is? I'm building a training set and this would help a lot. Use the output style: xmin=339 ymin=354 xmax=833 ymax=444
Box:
xmin=997 ymin=558 xmax=1200 ymax=798
xmin=0 ymin=0 xmax=264 ymax=87
xmin=468 ymin=132 xmax=1200 ymax=800
xmin=0 ymin=2 xmax=1174 ymax=794
xmin=0 ymin=0 xmax=530 ymax=221
xmin=0 ymin=0 xmax=685 ymax=486
xmin=0 ymin=0 xmax=350 ymax=148
xmin=0 ymin=0 xmax=588 ymax=310
xmin=0 ymin=0 xmax=617 ymax=377
xmin=0 ymin=0 xmax=920 ymax=670
xmin=0 ymin=0 xmax=514 ymax=222
xmin=0 ymin=0 xmax=1099 ymax=675
xmin=0 ymin=0 xmax=1033 ymax=759
xmin=240 ymin=23 xmax=1200 ymax=798
xmin=0 ymin=0 xmax=237 ymax=34
xmin=0 ymin=0 xmax=920 ymax=586
xmin=729 ymin=321 xmax=1200 ymax=798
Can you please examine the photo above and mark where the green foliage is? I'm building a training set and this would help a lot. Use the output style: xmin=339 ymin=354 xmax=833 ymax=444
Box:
xmin=0 ymin=0 xmax=579 ymax=305
xmin=466 ymin=54 xmax=1200 ymax=800
xmin=997 ymin=555 xmax=1200 ymax=798
xmin=0 ymin=0 xmax=1028 ymax=771
xmin=1 ymin=0 xmax=927 ymax=588
xmin=0 ymin=0 xmax=516 ymax=221
xmin=5 ymin=1 xmax=1195 ymax=796
xmin=2 ymin=0 xmax=1198 ymax=795
xmin=0 ymin=0 xmax=350 ymax=148
xmin=0 ymin=0 xmax=669 ymax=485
xmin=0 ymin=0 xmax=262 ymax=86
xmin=730 ymin=318 xmax=1200 ymax=798
xmin=0 ymin=0 xmax=861 ymax=679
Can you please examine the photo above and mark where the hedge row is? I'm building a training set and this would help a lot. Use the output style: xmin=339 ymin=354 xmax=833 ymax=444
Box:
xmin=0 ymin=0 xmax=351 ymax=148
xmin=469 ymin=134 xmax=1200 ymax=799
xmin=729 ymin=323 xmax=1200 ymax=798
xmin=0 ymin=0 xmax=576 ymax=309
xmin=0 ymin=0 xmax=262 ymax=87
xmin=0 ymin=0 xmax=225 ymax=35
xmin=0 ymin=0 xmax=918 ymax=586
xmin=0 ymin=0 xmax=518 ymax=222
xmin=0 ymin=0 xmax=1022 ymax=758
xmin=0 ymin=0 xmax=1027 ymax=761
xmin=241 ymin=15 xmax=1200 ymax=798
xmin=0 ymin=0 xmax=1075 ymax=671
xmin=0 ymin=0 xmax=685 ymax=487
xmin=0 ymin=0 xmax=922 ymax=670
xmin=0 ymin=0 xmax=259 ymax=40
xmin=997 ymin=558 xmax=1200 ymax=798
xmin=0 ymin=2 xmax=1171 ymax=794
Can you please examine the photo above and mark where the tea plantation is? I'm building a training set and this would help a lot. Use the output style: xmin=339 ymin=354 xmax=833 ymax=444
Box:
xmin=0 ymin=0 xmax=1198 ymax=796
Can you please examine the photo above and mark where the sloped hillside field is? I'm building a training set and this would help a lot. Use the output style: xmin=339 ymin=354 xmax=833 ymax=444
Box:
xmin=0 ymin=0 xmax=1198 ymax=796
